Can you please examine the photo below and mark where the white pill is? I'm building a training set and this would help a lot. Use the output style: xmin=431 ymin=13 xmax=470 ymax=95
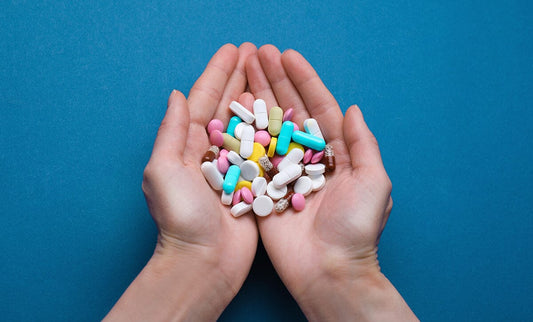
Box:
xmin=221 ymin=190 xmax=234 ymax=205
xmin=240 ymin=124 xmax=255 ymax=158
xmin=229 ymin=101 xmax=255 ymax=124
xmin=231 ymin=201 xmax=253 ymax=217
xmin=305 ymin=163 xmax=325 ymax=176
xmin=273 ymin=163 xmax=302 ymax=188
xmin=240 ymin=160 xmax=260 ymax=181
xmin=277 ymin=148 xmax=304 ymax=171
xmin=294 ymin=176 xmax=313 ymax=196
xmin=267 ymin=181 xmax=287 ymax=200
xmin=253 ymin=195 xmax=274 ymax=216
xmin=251 ymin=177 xmax=267 ymax=196
xmin=309 ymin=174 xmax=326 ymax=191
xmin=234 ymin=122 xmax=246 ymax=139
xmin=303 ymin=118 xmax=324 ymax=139
xmin=227 ymin=151 xmax=244 ymax=166
xmin=201 ymin=161 xmax=224 ymax=191
xmin=253 ymin=99 xmax=269 ymax=130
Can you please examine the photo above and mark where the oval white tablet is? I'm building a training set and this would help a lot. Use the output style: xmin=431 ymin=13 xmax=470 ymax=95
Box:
xmin=221 ymin=190 xmax=234 ymax=205
xmin=309 ymin=174 xmax=326 ymax=191
xmin=277 ymin=148 xmax=304 ymax=171
xmin=201 ymin=161 xmax=224 ymax=191
xmin=231 ymin=201 xmax=253 ymax=217
xmin=240 ymin=125 xmax=255 ymax=158
xmin=240 ymin=160 xmax=260 ymax=181
xmin=234 ymin=122 xmax=246 ymax=139
xmin=229 ymin=101 xmax=255 ymax=124
xmin=252 ymin=195 xmax=274 ymax=216
xmin=294 ymin=176 xmax=313 ymax=196
xmin=305 ymin=163 xmax=325 ymax=176
xmin=227 ymin=150 xmax=244 ymax=166
xmin=273 ymin=163 xmax=302 ymax=188
xmin=253 ymin=99 xmax=269 ymax=130
xmin=303 ymin=118 xmax=324 ymax=139
xmin=251 ymin=177 xmax=267 ymax=196
xmin=267 ymin=181 xmax=287 ymax=200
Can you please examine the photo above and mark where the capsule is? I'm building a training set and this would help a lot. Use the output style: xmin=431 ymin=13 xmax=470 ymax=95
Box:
xmin=202 ymin=145 xmax=219 ymax=162
xmin=258 ymin=156 xmax=279 ymax=178
xmin=274 ymin=191 xmax=295 ymax=213
xmin=323 ymin=144 xmax=336 ymax=172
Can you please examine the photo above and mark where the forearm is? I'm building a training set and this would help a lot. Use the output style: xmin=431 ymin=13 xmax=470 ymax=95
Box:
xmin=104 ymin=244 xmax=236 ymax=322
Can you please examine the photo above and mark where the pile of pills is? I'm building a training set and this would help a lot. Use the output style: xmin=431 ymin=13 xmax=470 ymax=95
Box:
xmin=200 ymin=99 xmax=335 ymax=217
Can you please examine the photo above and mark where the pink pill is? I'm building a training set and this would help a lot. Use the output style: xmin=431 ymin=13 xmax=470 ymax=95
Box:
xmin=270 ymin=155 xmax=284 ymax=168
xmin=232 ymin=189 xmax=242 ymax=206
xmin=254 ymin=130 xmax=271 ymax=146
xmin=291 ymin=193 xmax=305 ymax=211
xmin=209 ymin=130 xmax=224 ymax=147
xmin=303 ymin=149 xmax=313 ymax=164
xmin=217 ymin=155 xmax=230 ymax=174
xmin=311 ymin=151 xmax=324 ymax=164
xmin=207 ymin=119 xmax=224 ymax=134
xmin=293 ymin=123 xmax=299 ymax=132
xmin=282 ymin=108 xmax=294 ymax=122
xmin=219 ymin=149 xmax=229 ymax=158
xmin=241 ymin=187 xmax=254 ymax=204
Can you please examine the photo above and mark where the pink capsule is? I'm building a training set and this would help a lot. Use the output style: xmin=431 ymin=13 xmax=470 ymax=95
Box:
xmin=282 ymin=108 xmax=294 ymax=122
xmin=303 ymin=149 xmax=313 ymax=164
xmin=291 ymin=193 xmax=305 ymax=211
xmin=207 ymin=119 xmax=224 ymax=134
xmin=209 ymin=130 xmax=224 ymax=147
xmin=217 ymin=155 xmax=230 ymax=174
xmin=254 ymin=130 xmax=271 ymax=146
xmin=311 ymin=151 xmax=324 ymax=164
xmin=241 ymin=187 xmax=254 ymax=204
xmin=232 ymin=189 xmax=242 ymax=206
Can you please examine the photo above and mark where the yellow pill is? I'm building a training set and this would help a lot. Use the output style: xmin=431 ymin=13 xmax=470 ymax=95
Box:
xmin=248 ymin=142 xmax=266 ymax=162
xmin=235 ymin=180 xmax=252 ymax=191
xmin=268 ymin=106 xmax=283 ymax=136
xmin=267 ymin=137 xmax=277 ymax=157
xmin=222 ymin=133 xmax=241 ymax=153
xmin=287 ymin=142 xmax=304 ymax=153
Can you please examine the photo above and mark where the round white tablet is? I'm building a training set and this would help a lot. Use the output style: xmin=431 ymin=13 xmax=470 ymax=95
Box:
xmin=267 ymin=181 xmax=287 ymax=200
xmin=305 ymin=163 xmax=325 ymax=176
xmin=240 ymin=160 xmax=260 ymax=181
xmin=230 ymin=202 xmax=253 ymax=217
xmin=294 ymin=176 xmax=313 ymax=196
xmin=251 ymin=177 xmax=267 ymax=196
xmin=309 ymin=174 xmax=326 ymax=191
xmin=253 ymin=195 xmax=274 ymax=216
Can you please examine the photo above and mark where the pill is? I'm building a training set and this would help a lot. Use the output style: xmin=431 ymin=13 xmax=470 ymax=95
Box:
xmin=221 ymin=190 xmax=234 ymax=205
xmin=282 ymin=108 xmax=294 ymax=122
xmin=293 ymin=123 xmax=299 ymax=132
xmin=273 ymin=163 xmax=302 ymax=188
xmin=251 ymin=177 xmax=267 ymax=196
xmin=219 ymin=149 xmax=229 ymax=158
xmin=305 ymin=163 xmax=325 ymax=176
xmin=303 ymin=118 xmax=324 ymax=139
xmin=217 ymin=155 xmax=230 ymax=174
xmin=292 ymin=131 xmax=326 ymax=151
xmin=287 ymin=142 xmax=304 ymax=154
xmin=239 ymin=125 xmax=255 ymax=158
xmin=253 ymin=195 xmax=274 ymax=217
xmin=276 ymin=121 xmax=295 ymax=155
xmin=291 ymin=193 xmax=305 ymax=211
xmin=207 ymin=119 xmax=224 ymax=134
xmin=229 ymin=101 xmax=255 ymax=124
xmin=201 ymin=161 xmax=224 ymax=191
xmin=222 ymin=133 xmax=241 ymax=153
xmin=223 ymin=165 xmax=241 ymax=194
xmin=309 ymin=174 xmax=326 ymax=191
xmin=277 ymin=148 xmax=304 ymax=172
xmin=235 ymin=180 xmax=252 ymax=192
xmin=226 ymin=116 xmax=242 ymax=137
xmin=232 ymin=189 xmax=242 ymax=205
xmin=311 ymin=151 xmax=324 ymax=164
xmin=253 ymin=99 xmax=269 ymax=129
xmin=258 ymin=156 xmax=279 ymax=178
xmin=231 ymin=201 xmax=253 ymax=217
xmin=234 ymin=122 xmax=247 ymax=139
xmin=274 ymin=191 xmax=294 ymax=213
xmin=202 ymin=145 xmax=219 ymax=162
xmin=248 ymin=142 xmax=266 ymax=162
xmin=268 ymin=106 xmax=283 ymax=136
xmin=254 ymin=130 xmax=271 ymax=146
xmin=294 ymin=176 xmax=313 ymax=196
xmin=241 ymin=187 xmax=254 ymax=204
xmin=267 ymin=181 xmax=288 ymax=200
xmin=270 ymin=154 xmax=284 ymax=169
xmin=323 ymin=144 xmax=336 ymax=172
xmin=209 ymin=129 xmax=224 ymax=147
xmin=240 ymin=160 xmax=260 ymax=181
xmin=303 ymin=149 xmax=313 ymax=164
xmin=267 ymin=137 xmax=277 ymax=157
xmin=226 ymin=150 xmax=244 ymax=166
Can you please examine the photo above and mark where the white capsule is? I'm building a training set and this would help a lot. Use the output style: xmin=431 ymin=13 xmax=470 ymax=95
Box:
xmin=239 ymin=124 xmax=255 ymax=158
xmin=240 ymin=160 xmax=260 ymax=181
xmin=309 ymin=174 xmax=326 ymax=191
xmin=229 ymin=101 xmax=255 ymax=124
xmin=234 ymin=122 xmax=246 ymax=139
xmin=221 ymin=190 xmax=234 ymax=205
xmin=305 ymin=163 xmax=325 ymax=176
xmin=252 ymin=177 xmax=267 ymax=196
xmin=253 ymin=99 xmax=269 ymax=130
xmin=253 ymin=195 xmax=274 ymax=216
xmin=227 ymin=150 xmax=244 ymax=166
xmin=294 ymin=176 xmax=313 ymax=196
xmin=266 ymin=181 xmax=288 ymax=200
xmin=273 ymin=163 xmax=302 ymax=188
xmin=303 ymin=118 xmax=324 ymax=139
xmin=201 ymin=161 xmax=224 ymax=191
xmin=231 ymin=201 xmax=253 ymax=217
xmin=277 ymin=148 xmax=304 ymax=171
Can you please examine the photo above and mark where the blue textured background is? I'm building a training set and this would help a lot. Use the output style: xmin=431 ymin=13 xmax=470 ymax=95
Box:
xmin=2 ymin=1 xmax=532 ymax=321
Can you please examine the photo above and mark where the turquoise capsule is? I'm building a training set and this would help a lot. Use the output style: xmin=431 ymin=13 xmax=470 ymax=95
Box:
xmin=223 ymin=165 xmax=241 ymax=193
xmin=275 ymin=121 xmax=294 ymax=155
xmin=226 ymin=116 xmax=242 ymax=137
xmin=291 ymin=130 xmax=326 ymax=151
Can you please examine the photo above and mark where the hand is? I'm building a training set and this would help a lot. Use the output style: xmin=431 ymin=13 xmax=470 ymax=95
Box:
xmin=105 ymin=43 xmax=259 ymax=321
xmin=246 ymin=45 xmax=417 ymax=320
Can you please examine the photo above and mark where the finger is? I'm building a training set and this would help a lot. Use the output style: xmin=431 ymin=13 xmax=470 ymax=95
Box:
xmin=213 ymin=42 xmax=257 ymax=125
xmin=152 ymin=90 xmax=190 ymax=161
xmin=257 ymin=45 xmax=310 ymax=126
xmin=281 ymin=49 xmax=344 ymax=142
xmin=238 ymin=92 xmax=255 ymax=111
xmin=246 ymin=53 xmax=279 ymax=109
xmin=343 ymin=105 xmax=385 ymax=170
